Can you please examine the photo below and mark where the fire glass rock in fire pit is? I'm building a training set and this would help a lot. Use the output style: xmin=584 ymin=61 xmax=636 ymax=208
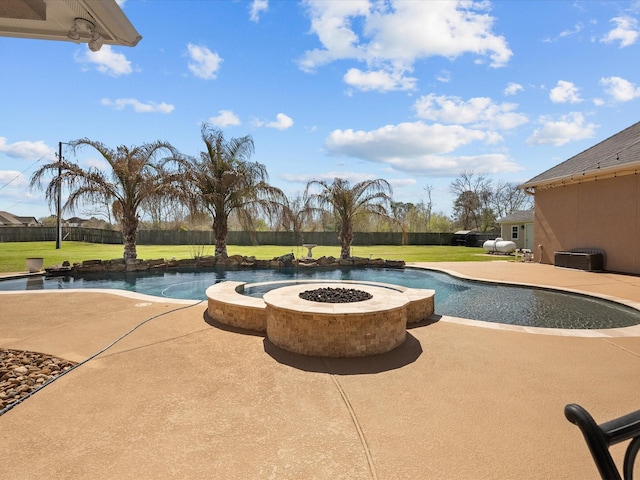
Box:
xmin=299 ymin=287 xmax=373 ymax=303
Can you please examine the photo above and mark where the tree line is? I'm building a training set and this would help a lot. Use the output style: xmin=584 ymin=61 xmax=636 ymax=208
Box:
xmin=31 ymin=124 xmax=531 ymax=262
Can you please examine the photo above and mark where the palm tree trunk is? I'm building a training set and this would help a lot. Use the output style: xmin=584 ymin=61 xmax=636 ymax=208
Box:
xmin=121 ymin=213 xmax=138 ymax=262
xmin=213 ymin=214 xmax=228 ymax=258
xmin=340 ymin=221 xmax=352 ymax=259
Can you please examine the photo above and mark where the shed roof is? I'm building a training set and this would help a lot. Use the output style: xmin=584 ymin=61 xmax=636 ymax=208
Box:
xmin=520 ymin=121 xmax=640 ymax=191
xmin=497 ymin=210 xmax=534 ymax=224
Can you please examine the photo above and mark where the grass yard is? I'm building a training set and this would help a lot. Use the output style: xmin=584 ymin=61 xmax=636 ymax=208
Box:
xmin=0 ymin=241 xmax=503 ymax=274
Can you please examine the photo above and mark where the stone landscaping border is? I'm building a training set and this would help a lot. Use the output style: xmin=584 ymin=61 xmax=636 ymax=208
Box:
xmin=44 ymin=253 xmax=405 ymax=276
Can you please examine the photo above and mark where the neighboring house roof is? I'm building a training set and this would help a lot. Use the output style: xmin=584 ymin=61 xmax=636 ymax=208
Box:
xmin=520 ymin=121 xmax=640 ymax=192
xmin=0 ymin=211 xmax=40 ymax=226
xmin=15 ymin=215 xmax=40 ymax=226
xmin=497 ymin=210 xmax=534 ymax=224
xmin=0 ymin=0 xmax=141 ymax=51
xmin=0 ymin=211 xmax=23 ymax=226
xmin=65 ymin=216 xmax=88 ymax=225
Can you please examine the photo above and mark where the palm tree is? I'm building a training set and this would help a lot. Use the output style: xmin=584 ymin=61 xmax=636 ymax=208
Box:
xmin=178 ymin=124 xmax=286 ymax=257
xmin=30 ymin=139 xmax=179 ymax=262
xmin=304 ymin=177 xmax=393 ymax=259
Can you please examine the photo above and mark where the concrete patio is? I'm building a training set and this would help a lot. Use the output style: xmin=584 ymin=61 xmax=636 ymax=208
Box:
xmin=0 ymin=261 xmax=639 ymax=479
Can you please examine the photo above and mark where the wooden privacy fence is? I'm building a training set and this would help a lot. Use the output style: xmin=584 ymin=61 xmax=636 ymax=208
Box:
xmin=0 ymin=227 xmax=472 ymax=246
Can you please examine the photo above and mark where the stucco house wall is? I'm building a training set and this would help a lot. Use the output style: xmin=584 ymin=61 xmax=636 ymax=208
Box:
xmin=534 ymin=174 xmax=640 ymax=274
xmin=521 ymin=121 xmax=640 ymax=275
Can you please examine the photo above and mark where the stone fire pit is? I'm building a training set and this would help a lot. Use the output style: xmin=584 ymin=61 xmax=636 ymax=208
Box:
xmin=206 ymin=280 xmax=435 ymax=358
xmin=298 ymin=287 xmax=372 ymax=303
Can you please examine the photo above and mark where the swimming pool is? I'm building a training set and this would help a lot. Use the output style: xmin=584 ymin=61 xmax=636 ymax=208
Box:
xmin=2 ymin=266 xmax=639 ymax=330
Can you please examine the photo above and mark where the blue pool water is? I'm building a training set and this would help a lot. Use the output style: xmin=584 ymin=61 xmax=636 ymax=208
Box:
xmin=2 ymin=267 xmax=639 ymax=329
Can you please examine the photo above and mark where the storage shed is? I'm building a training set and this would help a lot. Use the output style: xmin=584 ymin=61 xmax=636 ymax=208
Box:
xmin=496 ymin=210 xmax=534 ymax=251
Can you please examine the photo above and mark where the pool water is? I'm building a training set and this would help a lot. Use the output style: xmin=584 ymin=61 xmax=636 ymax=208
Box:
xmin=2 ymin=267 xmax=639 ymax=329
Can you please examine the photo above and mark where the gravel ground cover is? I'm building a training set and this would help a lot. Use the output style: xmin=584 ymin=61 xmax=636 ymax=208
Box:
xmin=0 ymin=348 xmax=76 ymax=412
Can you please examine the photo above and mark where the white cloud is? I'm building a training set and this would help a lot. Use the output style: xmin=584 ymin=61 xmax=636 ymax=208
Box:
xmin=601 ymin=16 xmax=639 ymax=47
xmin=388 ymin=178 xmax=417 ymax=188
xmin=504 ymin=82 xmax=523 ymax=96
xmin=323 ymin=122 xmax=521 ymax=175
xmin=75 ymin=45 xmax=133 ymax=76
xmin=84 ymin=157 xmax=109 ymax=171
xmin=436 ymin=70 xmax=451 ymax=83
xmin=413 ymin=94 xmax=528 ymax=130
xmin=0 ymin=170 xmax=28 ymax=188
xmin=281 ymin=171 xmax=385 ymax=184
xmin=297 ymin=0 xmax=368 ymax=73
xmin=298 ymin=0 xmax=512 ymax=92
xmin=250 ymin=0 xmax=269 ymax=22
xmin=258 ymin=113 xmax=294 ymax=130
xmin=543 ymin=23 xmax=586 ymax=43
xmin=209 ymin=110 xmax=241 ymax=127
xmin=560 ymin=22 xmax=584 ymax=38
xmin=343 ymin=67 xmax=416 ymax=91
xmin=549 ymin=80 xmax=582 ymax=104
xmin=600 ymin=76 xmax=640 ymax=101
xmin=381 ymin=153 xmax=519 ymax=176
xmin=327 ymin=122 xmax=483 ymax=158
xmin=0 ymin=137 xmax=53 ymax=160
xmin=101 ymin=98 xmax=175 ymax=113
xmin=526 ymin=112 xmax=597 ymax=146
xmin=187 ymin=44 xmax=222 ymax=80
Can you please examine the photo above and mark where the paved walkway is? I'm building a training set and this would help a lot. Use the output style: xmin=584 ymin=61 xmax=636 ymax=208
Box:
xmin=1 ymin=262 xmax=639 ymax=479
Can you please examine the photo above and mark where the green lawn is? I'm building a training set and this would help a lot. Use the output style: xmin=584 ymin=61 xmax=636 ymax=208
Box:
xmin=0 ymin=241 xmax=504 ymax=273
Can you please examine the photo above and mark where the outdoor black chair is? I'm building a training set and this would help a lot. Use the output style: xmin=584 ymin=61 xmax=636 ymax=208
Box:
xmin=564 ymin=403 xmax=640 ymax=480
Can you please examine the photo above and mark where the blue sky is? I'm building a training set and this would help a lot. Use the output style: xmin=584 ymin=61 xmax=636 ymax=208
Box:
xmin=2 ymin=0 xmax=640 ymax=221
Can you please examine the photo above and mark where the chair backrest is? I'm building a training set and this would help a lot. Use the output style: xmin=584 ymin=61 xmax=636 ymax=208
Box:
xmin=564 ymin=403 xmax=640 ymax=480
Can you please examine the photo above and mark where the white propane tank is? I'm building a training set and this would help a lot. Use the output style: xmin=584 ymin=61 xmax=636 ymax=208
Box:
xmin=483 ymin=237 xmax=517 ymax=254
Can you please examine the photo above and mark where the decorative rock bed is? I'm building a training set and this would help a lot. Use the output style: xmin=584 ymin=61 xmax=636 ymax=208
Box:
xmin=44 ymin=254 xmax=405 ymax=276
xmin=206 ymin=280 xmax=435 ymax=358
xmin=0 ymin=348 xmax=76 ymax=412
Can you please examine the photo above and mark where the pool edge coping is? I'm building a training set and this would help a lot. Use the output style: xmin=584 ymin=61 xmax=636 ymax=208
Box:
xmin=1 ymin=267 xmax=640 ymax=337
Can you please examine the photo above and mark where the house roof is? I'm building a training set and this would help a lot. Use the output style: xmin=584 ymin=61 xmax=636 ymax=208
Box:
xmin=0 ymin=211 xmax=39 ymax=226
xmin=15 ymin=215 xmax=40 ymax=225
xmin=520 ymin=121 xmax=640 ymax=192
xmin=65 ymin=216 xmax=88 ymax=224
xmin=0 ymin=211 xmax=23 ymax=226
xmin=0 ymin=0 xmax=141 ymax=51
xmin=497 ymin=209 xmax=534 ymax=224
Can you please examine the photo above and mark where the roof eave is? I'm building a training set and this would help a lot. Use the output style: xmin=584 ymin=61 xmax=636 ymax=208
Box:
xmin=519 ymin=161 xmax=640 ymax=193
xmin=0 ymin=0 xmax=141 ymax=50
xmin=80 ymin=0 xmax=141 ymax=47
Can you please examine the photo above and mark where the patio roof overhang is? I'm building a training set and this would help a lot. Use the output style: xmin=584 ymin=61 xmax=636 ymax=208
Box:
xmin=0 ymin=0 xmax=141 ymax=51
xmin=519 ymin=160 xmax=640 ymax=195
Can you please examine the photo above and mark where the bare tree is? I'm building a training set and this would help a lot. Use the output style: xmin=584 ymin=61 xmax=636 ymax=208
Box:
xmin=490 ymin=181 xmax=533 ymax=220
xmin=450 ymin=171 xmax=493 ymax=231
xmin=279 ymin=193 xmax=312 ymax=232
xmin=423 ymin=184 xmax=434 ymax=231
xmin=450 ymin=171 xmax=529 ymax=232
